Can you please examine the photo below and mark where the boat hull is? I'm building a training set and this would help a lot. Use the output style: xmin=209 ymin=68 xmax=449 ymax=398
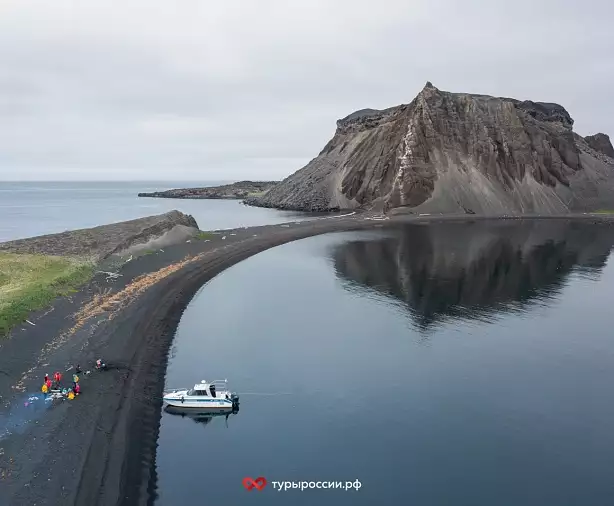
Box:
xmin=163 ymin=398 xmax=234 ymax=409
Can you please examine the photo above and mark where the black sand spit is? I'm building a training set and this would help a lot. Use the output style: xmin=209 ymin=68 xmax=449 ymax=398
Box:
xmin=0 ymin=212 xmax=613 ymax=506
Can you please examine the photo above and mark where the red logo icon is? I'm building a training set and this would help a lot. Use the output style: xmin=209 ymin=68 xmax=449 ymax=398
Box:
xmin=243 ymin=476 xmax=267 ymax=491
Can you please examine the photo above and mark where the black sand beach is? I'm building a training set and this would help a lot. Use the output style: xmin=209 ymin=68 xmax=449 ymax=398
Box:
xmin=1 ymin=212 xmax=613 ymax=506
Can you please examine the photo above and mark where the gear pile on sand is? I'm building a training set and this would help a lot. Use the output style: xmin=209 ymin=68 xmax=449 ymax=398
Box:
xmin=39 ymin=360 xmax=107 ymax=401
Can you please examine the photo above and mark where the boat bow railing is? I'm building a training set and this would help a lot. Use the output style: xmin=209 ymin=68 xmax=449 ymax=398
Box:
xmin=210 ymin=379 xmax=230 ymax=390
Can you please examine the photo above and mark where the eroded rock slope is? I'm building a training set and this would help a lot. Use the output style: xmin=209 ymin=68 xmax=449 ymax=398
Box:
xmin=247 ymin=83 xmax=614 ymax=214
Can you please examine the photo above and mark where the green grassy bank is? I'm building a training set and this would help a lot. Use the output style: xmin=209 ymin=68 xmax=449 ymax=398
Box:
xmin=0 ymin=253 xmax=94 ymax=336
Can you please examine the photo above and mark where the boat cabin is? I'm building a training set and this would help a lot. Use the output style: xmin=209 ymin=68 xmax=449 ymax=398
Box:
xmin=187 ymin=380 xmax=222 ymax=398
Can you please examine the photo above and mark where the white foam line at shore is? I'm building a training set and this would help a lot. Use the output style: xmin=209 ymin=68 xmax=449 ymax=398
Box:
xmin=322 ymin=211 xmax=356 ymax=219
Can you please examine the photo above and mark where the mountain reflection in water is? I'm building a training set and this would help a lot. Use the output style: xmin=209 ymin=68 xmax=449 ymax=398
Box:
xmin=331 ymin=220 xmax=614 ymax=329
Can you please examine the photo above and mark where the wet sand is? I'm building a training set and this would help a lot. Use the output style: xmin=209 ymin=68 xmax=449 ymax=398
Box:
xmin=0 ymin=212 xmax=612 ymax=506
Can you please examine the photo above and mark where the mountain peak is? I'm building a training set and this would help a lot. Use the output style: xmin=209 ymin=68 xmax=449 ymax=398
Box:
xmin=247 ymin=85 xmax=614 ymax=215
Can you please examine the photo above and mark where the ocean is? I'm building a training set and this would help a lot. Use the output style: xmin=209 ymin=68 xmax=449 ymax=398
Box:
xmin=0 ymin=181 xmax=311 ymax=242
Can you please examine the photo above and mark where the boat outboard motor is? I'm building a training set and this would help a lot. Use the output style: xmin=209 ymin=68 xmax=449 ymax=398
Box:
xmin=231 ymin=393 xmax=240 ymax=410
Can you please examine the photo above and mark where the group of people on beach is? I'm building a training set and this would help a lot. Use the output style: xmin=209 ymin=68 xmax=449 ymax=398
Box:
xmin=40 ymin=360 xmax=105 ymax=399
xmin=42 ymin=371 xmax=80 ymax=398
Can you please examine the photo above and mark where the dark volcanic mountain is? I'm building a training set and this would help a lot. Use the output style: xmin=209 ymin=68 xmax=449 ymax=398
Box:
xmin=246 ymin=83 xmax=614 ymax=214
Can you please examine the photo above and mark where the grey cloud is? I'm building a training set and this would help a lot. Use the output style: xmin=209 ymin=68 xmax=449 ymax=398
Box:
xmin=0 ymin=0 xmax=612 ymax=181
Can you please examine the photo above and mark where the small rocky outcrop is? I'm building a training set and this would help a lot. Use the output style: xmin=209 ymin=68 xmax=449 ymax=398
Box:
xmin=138 ymin=181 xmax=278 ymax=200
xmin=0 ymin=210 xmax=199 ymax=261
xmin=245 ymin=83 xmax=614 ymax=214
xmin=584 ymin=133 xmax=614 ymax=158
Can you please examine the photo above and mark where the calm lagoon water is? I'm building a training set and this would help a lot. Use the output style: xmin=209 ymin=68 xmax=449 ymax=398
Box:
xmin=0 ymin=181 xmax=312 ymax=242
xmin=155 ymin=220 xmax=614 ymax=506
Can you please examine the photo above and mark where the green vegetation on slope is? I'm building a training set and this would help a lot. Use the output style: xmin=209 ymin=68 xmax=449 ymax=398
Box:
xmin=0 ymin=253 xmax=94 ymax=336
xmin=194 ymin=231 xmax=214 ymax=240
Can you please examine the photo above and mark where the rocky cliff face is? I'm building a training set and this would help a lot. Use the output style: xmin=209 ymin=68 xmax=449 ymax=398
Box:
xmin=584 ymin=133 xmax=614 ymax=158
xmin=247 ymin=83 xmax=614 ymax=214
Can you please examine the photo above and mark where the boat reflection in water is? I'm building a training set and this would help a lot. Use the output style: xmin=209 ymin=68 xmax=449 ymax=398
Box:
xmin=163 ymin=404 xmax=240 ymax=427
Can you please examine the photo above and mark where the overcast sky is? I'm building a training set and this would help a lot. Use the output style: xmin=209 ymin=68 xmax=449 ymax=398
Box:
xmin=0 ymin=0 xmax=611 ymax=181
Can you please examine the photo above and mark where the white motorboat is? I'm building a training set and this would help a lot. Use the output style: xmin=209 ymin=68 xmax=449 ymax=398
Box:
xmin=163 ymin=379 xmax=239 ymax=409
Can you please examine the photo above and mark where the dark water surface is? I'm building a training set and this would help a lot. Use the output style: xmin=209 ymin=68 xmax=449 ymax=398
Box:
xmin=154 ymin=221 xmax=614 ymax=506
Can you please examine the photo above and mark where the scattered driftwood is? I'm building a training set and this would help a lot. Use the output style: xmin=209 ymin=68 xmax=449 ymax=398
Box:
xmin=96 ymin=271 xmax=122 ymax=282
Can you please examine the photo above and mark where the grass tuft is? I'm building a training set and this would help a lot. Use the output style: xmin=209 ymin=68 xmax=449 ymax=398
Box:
xmin=0 ymin=253 xmax=94 ymax=337
xmin=194 ymin=231 xmax=214 ymax=240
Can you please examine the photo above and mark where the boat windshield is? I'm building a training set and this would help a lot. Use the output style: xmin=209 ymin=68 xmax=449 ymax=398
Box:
xmin=186 ymin=388 xmax=209 ymax=397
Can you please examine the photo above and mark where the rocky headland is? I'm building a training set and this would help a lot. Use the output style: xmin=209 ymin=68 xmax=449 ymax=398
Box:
xmin=138 ymin=180 xmax=278 ymax=200
xmin=0 ymin=210 xmax=199 ymax=262
xmin=245 ymin=82 xmax=614 ymax=214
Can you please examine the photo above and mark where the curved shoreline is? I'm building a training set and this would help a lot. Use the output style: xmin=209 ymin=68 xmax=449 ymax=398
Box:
xmin=80 ymin=212 xmax=614 ymax=506
xmin=86 ymin=214 xmax=384 ymax=506
xmin=1 ymin=212 xmax=614 ymax=506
